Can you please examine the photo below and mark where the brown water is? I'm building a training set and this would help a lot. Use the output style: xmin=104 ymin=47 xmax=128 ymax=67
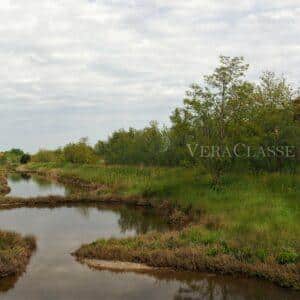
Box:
xmin=0 ymin=176 xmax=298 ymax=299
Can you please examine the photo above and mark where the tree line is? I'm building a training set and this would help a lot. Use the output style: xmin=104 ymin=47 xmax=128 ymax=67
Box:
xmin=95 ymin=57 xmax=299 ymax=182
xmin=29 ymin=56 xmax=299 ymax=183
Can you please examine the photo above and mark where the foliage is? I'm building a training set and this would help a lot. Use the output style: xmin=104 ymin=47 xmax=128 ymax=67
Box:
xmin=95 ymin=121 xmax=171 ymax=166
xmin=1 ymin=148 xmax=24 ymax=165
xmin=32 ymin=149 xmax=63 ymax=163
xmin=276 ymin=249 xmax=299 ymax=265
xmin=20 ymin=154 xmax=31 ymax=164
xmin=94 ymin=56 xmax=299 ymax=184
xmin=32 ymin=139 xmax=99 ymax=164
xmin=63 ymin=140 xmax=98 ymax=164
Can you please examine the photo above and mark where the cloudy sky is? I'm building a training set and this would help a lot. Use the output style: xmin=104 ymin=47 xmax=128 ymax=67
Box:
xmin=0 ymin=0 xmax=299 ymax=152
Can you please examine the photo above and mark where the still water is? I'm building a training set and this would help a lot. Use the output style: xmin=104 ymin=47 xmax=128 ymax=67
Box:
xmin=0 ymin=175 xmax=298 ymax=299
xmin=6 ymin=173 xmax=69 ymax=198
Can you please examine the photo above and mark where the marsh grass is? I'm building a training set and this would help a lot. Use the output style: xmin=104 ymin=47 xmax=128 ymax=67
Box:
xmin=0 ymin=231 xmax=36 ymax=278
xmin=75 ymin=226 xmax=300 ymax=289
xmin=24 ymin=162 xmax=300 ymax=287
xmin=25 ymin=163 xmax=300 ymax=253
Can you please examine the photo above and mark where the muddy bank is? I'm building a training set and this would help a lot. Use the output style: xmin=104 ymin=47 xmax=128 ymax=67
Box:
xmin=0 ymin=231 xmax=36 ymax=279
xmin=81 ymin=259 xmax=155 ymax=272
xmin=0 ymin=194 xmax=150 ymax=209
xmin=8 ymin=167 xmax=195 ymax=227
xmin=15 ymin=166 xmax=104 ymax=193
xmin=0 ymin=194 xmax=191 ymax=228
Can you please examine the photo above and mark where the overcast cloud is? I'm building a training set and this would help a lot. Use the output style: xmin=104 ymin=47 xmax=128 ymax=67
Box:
xmin=0 ymin=0 xmax=299 ymax=152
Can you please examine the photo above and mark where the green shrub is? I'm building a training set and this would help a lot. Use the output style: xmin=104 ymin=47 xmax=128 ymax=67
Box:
xmin=256 ymin=249 xmax=268 ymax=262
xmin=207 ymin=248 xmax=218 ymax=257
xmin=32 ymin=149 xmax=62 ymax=163
xmin=276 ymin=249 xmax=298 ymax=265
xmin=20 ymin=154 xmax=31 ymax=164
xmin=63 ymin=141 xmax=98 ymax=164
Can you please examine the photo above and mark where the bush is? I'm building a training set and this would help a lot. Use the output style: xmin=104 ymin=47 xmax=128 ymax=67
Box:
xmin=32 ymin=149 xmax=62 ymax=163
xmin=63 ymin=142 xmax=98 ymax=164
xmin=20 ymin=154 xmax=31 ymax=164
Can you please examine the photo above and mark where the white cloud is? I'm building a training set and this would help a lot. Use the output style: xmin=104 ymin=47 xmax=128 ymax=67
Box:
xmin=0 ymin=0 xmax=299 ymax=152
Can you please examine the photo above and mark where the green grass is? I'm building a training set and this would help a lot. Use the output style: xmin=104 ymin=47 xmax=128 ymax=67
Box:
xmin=25 ymin=162 xmax=300 ymax=254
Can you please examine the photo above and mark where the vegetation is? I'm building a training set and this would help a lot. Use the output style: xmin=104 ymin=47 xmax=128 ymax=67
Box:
xmin=0 ymin=231 xmax=36 ymax=278
xmin=0 ymin=149 xmax=31 ymax=167
xmin=23 ymin=163 xmax=300 ymax=254
xmin=2 ymin=56 xmax=299 ymax=288
xmin=31 ymin=139 xmax=98 ymax=164
xmin=20 ymin=154 xmax=31 ymax=164
xmin=75 ymin=226 xmax=299 ymax=289
xmin=30 ymin=58 xmax=299 ymax=182
xmin=0 ymin=167 xmax=10 ymax=196
xmin=94 ymin=57 xmax=299 ymax=184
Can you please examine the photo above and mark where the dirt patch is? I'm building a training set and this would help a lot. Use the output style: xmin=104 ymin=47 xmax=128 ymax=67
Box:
xmin=81 ymin=258 xmax=155 ymax=272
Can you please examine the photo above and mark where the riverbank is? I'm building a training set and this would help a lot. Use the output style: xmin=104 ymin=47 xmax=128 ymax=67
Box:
xmin=0 ymin=167 xmax=10 ymax=196
xmin=0 ymin=231 xmax=36 ymax=278
xmin=74 ymin=228 xmax=300 ymax=289
xmin=11 ymin=162 xmax=300 ymax=289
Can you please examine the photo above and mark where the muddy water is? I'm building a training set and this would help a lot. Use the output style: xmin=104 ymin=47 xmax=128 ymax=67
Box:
xmin=0 ymin=177 xmax=298 ymax=299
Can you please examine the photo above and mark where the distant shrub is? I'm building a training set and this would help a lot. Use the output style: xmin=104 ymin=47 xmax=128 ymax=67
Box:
xmin=20 ymin=154 xmax=31 ymax=164
xmin=32 ymin=149 xmax=62 ymax=163
xmin=3 ymin=148 xmax=24 ymax=164
xmin=63 ymin=141 xmax=98 ymax=164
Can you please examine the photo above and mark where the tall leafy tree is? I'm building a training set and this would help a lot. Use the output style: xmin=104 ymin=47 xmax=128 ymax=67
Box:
xmin=171 ymin=56 xmax=250 ymax=184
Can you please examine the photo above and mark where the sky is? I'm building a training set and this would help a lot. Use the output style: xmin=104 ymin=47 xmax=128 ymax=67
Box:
xmin=0 ymin=0 xmax=299 ymax=153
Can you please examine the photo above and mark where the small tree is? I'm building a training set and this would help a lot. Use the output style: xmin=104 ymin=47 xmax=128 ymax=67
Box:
xmin=20 ymin=154 xmax=31 ymax=164
xmin=63 ymin=140 xmax=98 ymax=164
xmin=171 ymin=56 xmax=250 ymax=184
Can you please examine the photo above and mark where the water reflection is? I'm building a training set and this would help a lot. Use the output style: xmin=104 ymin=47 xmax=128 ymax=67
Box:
xmin=118 ymin=206 xmax=171 ymax=234
xmin=7 ymin=173 xmax=69 ymax=198
xmin=0 ymin=206 xmax=298 ymax=299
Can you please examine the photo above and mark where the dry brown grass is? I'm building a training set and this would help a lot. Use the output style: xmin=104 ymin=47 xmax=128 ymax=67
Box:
xmin=0 ymin=169 xmax=10 ymax=196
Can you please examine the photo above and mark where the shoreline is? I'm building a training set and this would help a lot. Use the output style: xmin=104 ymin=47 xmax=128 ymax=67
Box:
xmin=74 ymin=230 xmax=300 ymax=290
xmin=0 ymin=169 xmax=10 ymax=196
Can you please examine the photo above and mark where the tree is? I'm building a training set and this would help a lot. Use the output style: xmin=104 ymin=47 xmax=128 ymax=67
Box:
xmin=63 ymin=140 xmax=98 ymax=164
xmin=20 ymin=154 xmax=31 ymax=164
xmin=171 ymin=56 xmax=250 ymax=184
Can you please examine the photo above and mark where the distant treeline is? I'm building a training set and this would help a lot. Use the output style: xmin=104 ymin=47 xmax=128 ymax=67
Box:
xmin=30 ymin=56 xmax=299 ymax=183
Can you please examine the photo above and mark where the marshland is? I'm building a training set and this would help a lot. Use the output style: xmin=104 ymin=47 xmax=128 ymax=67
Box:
xmin=0 ymin=57 xmax=299 ymax=299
